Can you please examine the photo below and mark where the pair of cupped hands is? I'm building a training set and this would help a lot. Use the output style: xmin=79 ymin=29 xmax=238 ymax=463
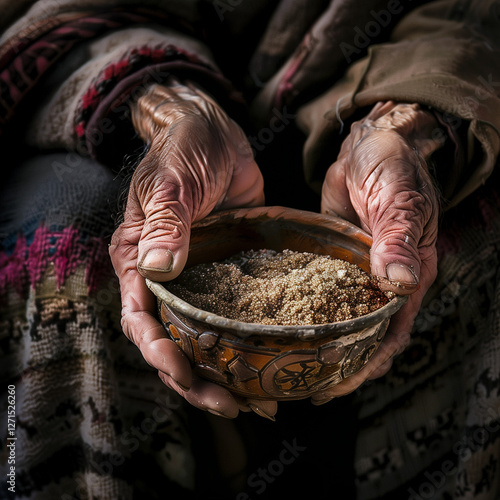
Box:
xmin=109 ymin=80 xmax=443 ymax=420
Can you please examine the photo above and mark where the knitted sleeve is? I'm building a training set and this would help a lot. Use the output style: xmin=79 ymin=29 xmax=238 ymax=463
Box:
xmin=0 ymin=6 xmax=244 ymax=169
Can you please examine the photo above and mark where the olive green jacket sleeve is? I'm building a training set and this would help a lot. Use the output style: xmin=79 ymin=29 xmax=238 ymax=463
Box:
xmin=294 ymin=0 xmax=500 ymax=207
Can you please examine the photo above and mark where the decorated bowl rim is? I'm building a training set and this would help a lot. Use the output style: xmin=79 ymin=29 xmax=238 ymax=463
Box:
xmin=146 ymin=278 xmax=407 ymax=339
xmin=146 ymin=206 xmax=408 ymax=338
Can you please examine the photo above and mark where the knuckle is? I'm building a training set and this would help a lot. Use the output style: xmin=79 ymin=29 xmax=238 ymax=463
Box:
xmin=142 ymin=211 xmax=185 ymax=241
xmin=120 ymin=314 xmax=135 ymax=344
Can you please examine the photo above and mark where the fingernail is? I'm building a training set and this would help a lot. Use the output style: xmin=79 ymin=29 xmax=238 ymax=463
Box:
xmin=207 ymin=408 xmax=232 ymax=419
xmin=386 ymin=263 xmax=418 ymax=285
xmin=138 ymin=248 xmax=174 ymax=273
xmin=311 ymin=396 xmax=336 ymax=406
xmin=394 ymin=333 xmax=411 ymax=356
xmin=172 ymin=378 xmax=191 ymax=393
xmin=248 ymin=403 xmax=276 ymax=421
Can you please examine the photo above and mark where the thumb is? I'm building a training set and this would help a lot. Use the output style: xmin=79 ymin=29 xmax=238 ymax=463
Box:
xmin=127 ymin=178 xmax=194 ymax=282
xmin=368 ymin=187 xmax=432 ymax=295
xmin=136 ymin=204 xmax=192 ymax=282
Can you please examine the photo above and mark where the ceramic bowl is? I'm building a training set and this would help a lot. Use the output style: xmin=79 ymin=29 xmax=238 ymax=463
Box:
xmin=146 ymin=206 xmax=406 ymax=401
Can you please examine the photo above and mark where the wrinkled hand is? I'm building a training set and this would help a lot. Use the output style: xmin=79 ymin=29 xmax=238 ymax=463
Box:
xmin=312 ymin=101 xmax=443 ymax=404
xmin=109 ymin=81 xmax=276 ymax=419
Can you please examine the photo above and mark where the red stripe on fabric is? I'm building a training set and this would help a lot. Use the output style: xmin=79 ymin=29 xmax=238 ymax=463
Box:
xmin=0 ymin=8 xmax=192 ymax=134
xmin=0 ymin=225 xmax=113 ymax=299
xmin=75 ymin=122 xmax=86 ymax=137
xmin=81 ymin=87 xmax=100 ymax=109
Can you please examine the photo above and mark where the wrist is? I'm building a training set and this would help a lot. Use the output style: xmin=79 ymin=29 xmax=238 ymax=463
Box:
xmin=373 ymin=101 xmax=445 ymax=159
xmin=131 ymin=81 xmax=197 ymax=144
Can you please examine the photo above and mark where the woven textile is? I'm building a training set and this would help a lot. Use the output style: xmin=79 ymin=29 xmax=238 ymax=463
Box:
xmin=0 ymin=154 xmax=195 ymax=499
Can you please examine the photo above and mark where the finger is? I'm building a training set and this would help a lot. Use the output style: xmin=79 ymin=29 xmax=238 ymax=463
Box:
xmin=387 ymin=289 xmax=425 ymax=339
xmin=366 ymin=318 xmax=413 ymax=380
xmin=365 ymin=158 xmax=438 ymax=295
xmin=125 ymin=163 xmax=193 ymax=282
xmin=381 ymin=248 xmax=437 ymax=355
xmin=158 ymin=372 xmax=240 ymax=419
xmin=320 ymin=157 xmax=360 ymax=225
xmin=245 ymin=399 xmax=278 ymax=421
xmin=369 ymin=191 xmax=425 ymax=293
xmin=119 ymin=276 xmax=193 ymax=390
xmin=366 ymin=357 xmax=393 ymax=380
xmin=311 ymin=329 xmax=410 ymax=402
xmin=109 ymin=224 xmax=192 ymax=390
xmin=126 ymin=312 xmax=192 ymax=390
xmin=347 ymin=112 xmax=440 ymax=295
xmin=220 ymin=129 xmax=265 ymax=209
